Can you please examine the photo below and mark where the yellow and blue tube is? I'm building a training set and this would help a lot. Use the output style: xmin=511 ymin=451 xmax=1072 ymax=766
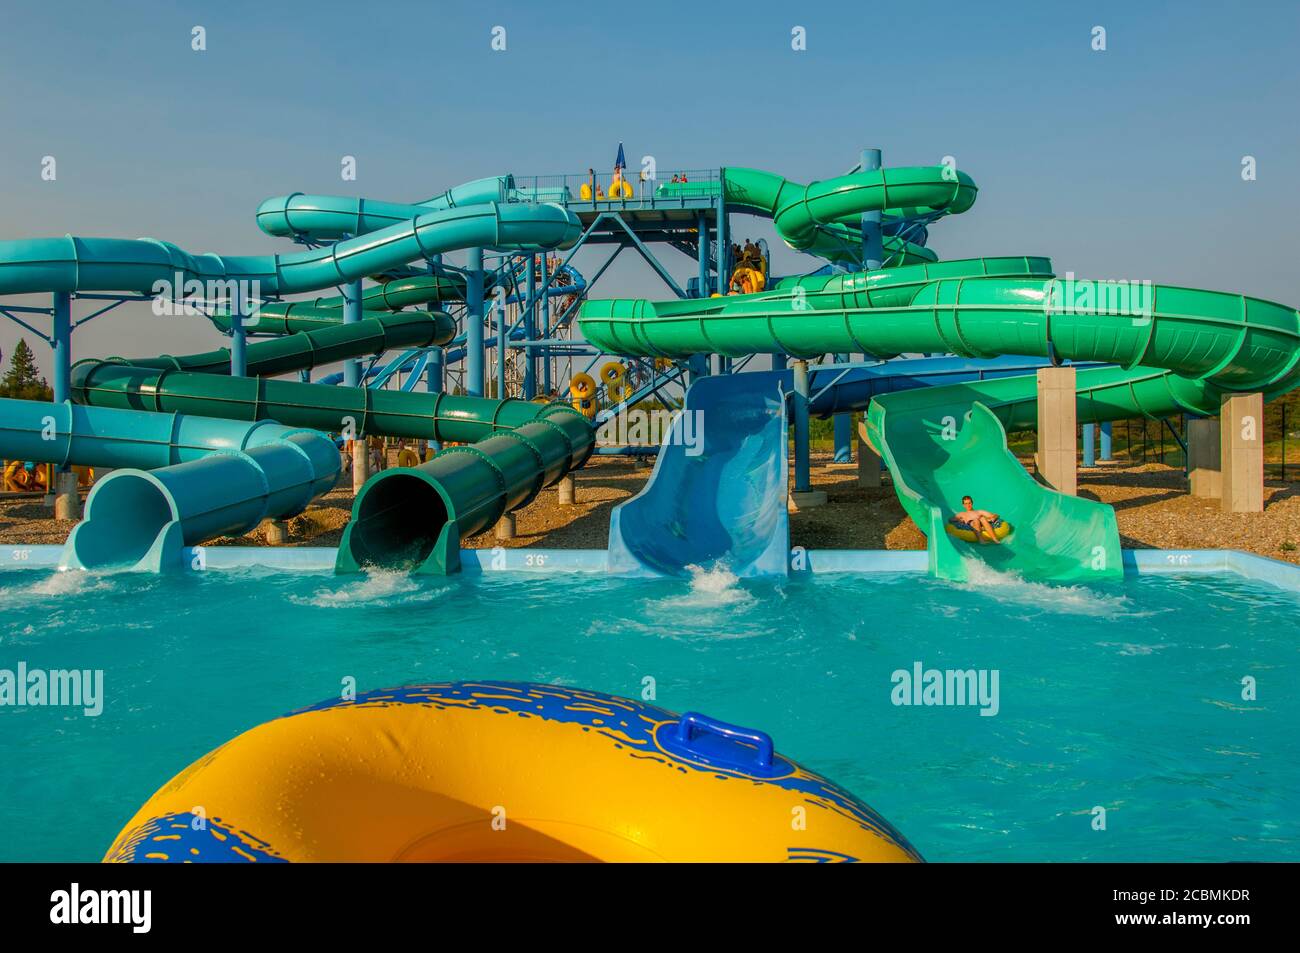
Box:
xmin=105 ymin=681 xmax=921 ymax=863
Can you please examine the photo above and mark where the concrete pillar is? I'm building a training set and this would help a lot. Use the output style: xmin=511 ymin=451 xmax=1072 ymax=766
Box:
xmin=558 ymin=473 xmax=576 ymax=505
xmin=495 ymin=511 xmax=516 ymax=540
xmin=1035 ymin=366 xmax=1077 ymax=496
xmin=857 ymin=422 xmax=881 ymax=488
xmin=1187 ymin=418 xmax=1222 ymax=499
xmin=265 ymin=519 xmax=289 ymax=545
xmin=1220 ymin=392 xmax=1264 ymax=513
xmin=53 ymin=470 xmax=80 ymax=520
xmin=352 ymin=442 xmax=370 ymax=494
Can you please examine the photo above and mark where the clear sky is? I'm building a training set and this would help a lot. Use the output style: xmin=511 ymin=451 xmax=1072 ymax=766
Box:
xmin=1 ymin=0 xmax=1298 ymax=377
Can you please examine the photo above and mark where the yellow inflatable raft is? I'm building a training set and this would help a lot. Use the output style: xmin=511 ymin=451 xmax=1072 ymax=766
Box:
xmin=104 ymin=681 xmax=920 ymax=863
xmin=946 ymin=517 xmax=1013 ymax=543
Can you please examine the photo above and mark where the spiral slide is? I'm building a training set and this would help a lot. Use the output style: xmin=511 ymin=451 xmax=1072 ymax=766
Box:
xmin=0 ymin=188 xmax=584 ymax=569
xmin=657 ymin=165 xmax=978 ymax=267
xmin=579 ymin=257 xmax=1300 ymax=582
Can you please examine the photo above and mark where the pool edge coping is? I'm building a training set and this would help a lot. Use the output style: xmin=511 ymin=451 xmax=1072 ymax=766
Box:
xmin=2 ymin=544 xmax=1298 ymax=591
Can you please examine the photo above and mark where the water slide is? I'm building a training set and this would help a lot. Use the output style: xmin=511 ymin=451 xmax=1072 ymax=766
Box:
xmin=607 ymin=371 xmax=790 ymax=577
xmin=579 ymin=256 xmax=1300 ymax=582
xmin=0 ymin=397 xmax=338 ymax=571
xmin=334 ymin=399 xmax=595 ymax=575
xmin=0 ymin=189 xmax=583 ymax=568
xmin=657 ymin=165 xmax=978 ymax=267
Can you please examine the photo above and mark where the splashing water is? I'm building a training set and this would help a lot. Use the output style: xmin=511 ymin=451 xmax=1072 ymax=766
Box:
xmin=952 ymin=557 xmax=1150 ymax=620
xmin=655 ymin=563 xmax=757 ymax=611
xmin=288 ymin=570 xmax=450 ymax=609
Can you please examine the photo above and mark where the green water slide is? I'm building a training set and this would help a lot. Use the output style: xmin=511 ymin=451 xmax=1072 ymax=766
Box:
xmin=71 ymin=310 xmax=574 ymax=443
xmin=578 ymin=257 xmax=1300 ymax=582
xmin=657 ymin=166 xmax=978 ymax=266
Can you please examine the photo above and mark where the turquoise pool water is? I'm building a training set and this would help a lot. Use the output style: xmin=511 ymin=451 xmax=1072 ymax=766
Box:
xmin=0 ymin=561 xmax=1296 ymax=862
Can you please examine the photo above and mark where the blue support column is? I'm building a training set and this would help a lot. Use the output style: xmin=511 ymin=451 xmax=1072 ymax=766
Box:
xmin=229 ymin=284 xmax=247 ymax=377
xmin=51 ymin=291 xmax=71 ymax=404
xmin=793 ymin=359 xmax=812 ymax=493
xmin=1100 ymin=421 xmax=1113 ymax=461
xmin=540 ymin=255 xmax=552 ymax=396
xmin=1082 ymin=422 xmax=1097 ymax=468
xmin=342 ymin=278 xmax=362 ymax=387
xmin=495 ymin=291 xmax=508 ymax=399
xmin=714 ymin=169 xmax=728 ymax=295
xmin=860 ymin=148 xmax=884 ymax=270
xmin=833 ymin=353 xmax=852 ymax=463
xmin=465 ymin=247 xmax=485 ymax=397
xmin=51 ymin=291 xmax=77 ymax=515
xmin=696 ymin=211 xmax=709 ymax=297
xmin=524 ymin=254 xmax=537 ymax=399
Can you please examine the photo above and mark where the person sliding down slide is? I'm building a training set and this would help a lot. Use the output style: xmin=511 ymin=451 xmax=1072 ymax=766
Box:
xmin=950 ymin=495 xmax=1004 ymax=545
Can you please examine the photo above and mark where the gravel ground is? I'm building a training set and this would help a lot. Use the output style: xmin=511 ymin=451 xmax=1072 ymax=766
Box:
xmin=2 ymin=453 xmax=1297 ymax=565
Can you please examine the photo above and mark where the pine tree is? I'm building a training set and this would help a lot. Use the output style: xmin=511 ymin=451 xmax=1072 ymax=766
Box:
xmin=0 ymin=338 xmax=52 ymax=400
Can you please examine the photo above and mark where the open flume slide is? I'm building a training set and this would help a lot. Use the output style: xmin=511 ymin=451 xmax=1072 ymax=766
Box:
xmin=607 ymin=371 xmax=789 ymax=578
xmin=657 ymin=165 xmax=978 ymax=266
xmin=579 ymin=257 xmax=1300 ymax=582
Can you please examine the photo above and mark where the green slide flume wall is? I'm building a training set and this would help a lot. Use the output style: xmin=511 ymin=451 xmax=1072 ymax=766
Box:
xmin=578 ymin=257 xmax=1300 ymax=582
xmin=657 ymin=165 xmax=978 ymax=266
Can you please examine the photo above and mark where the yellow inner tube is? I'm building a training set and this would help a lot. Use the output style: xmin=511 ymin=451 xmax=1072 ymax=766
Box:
xmin=945 ymin=519 xmax=1013 ymax=543
xmin=104 ymin=682 xmax=921 ymax=864
xmin=570 ymin=372 xmax=597 ymax=400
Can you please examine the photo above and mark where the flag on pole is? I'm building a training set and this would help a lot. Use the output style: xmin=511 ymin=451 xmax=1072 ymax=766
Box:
xmin=614 ymin=142 xmax=626 ymax=173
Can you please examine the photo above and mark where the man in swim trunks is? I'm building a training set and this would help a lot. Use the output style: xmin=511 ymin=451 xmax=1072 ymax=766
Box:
xmin=951 ymin=495 xmax=1003 ymax=544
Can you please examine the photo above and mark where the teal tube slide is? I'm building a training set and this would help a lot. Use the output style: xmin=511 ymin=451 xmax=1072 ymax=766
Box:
xmin=578 ymin=256 xmax=1300 ymax=581
xmin=97 ymin=309 xmax=456 ymax=377
xmin=0 ymin=201 xmax=581 ymax=298
xmin=0 ymin=182 xmax=583 ymax=571
xmin=0 ymin=397 xmax=338 ymax=571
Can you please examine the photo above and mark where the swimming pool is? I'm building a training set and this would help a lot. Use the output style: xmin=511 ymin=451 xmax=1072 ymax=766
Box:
xmin=1 ymin=560 xmax=1296 ymax=862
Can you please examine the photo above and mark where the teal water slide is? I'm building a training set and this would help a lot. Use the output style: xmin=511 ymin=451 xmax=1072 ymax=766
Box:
xmin=0 ymin=186 xmax=584 ymax=568
xmin=579 ymin=255 xmax=1300 ymax=582
xmin=0 ymin=397 xmax=338 ymax=571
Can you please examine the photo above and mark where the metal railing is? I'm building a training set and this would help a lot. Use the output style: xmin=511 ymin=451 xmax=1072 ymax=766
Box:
xmin=510 ymin=168 xmax=721 ymax=208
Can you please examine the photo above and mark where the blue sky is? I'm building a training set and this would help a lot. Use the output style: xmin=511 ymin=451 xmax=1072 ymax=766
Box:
xmin=1 ymin=0 xmax=1297 ymax=375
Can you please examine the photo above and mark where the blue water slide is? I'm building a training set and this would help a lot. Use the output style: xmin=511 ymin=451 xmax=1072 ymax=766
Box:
xmin=607 ymin=371 xmax=790 ymax=578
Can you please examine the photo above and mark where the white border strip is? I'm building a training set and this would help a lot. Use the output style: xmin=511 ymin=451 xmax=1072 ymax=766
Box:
xmin=2 ymin=544 xmax=1297 ymax=591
